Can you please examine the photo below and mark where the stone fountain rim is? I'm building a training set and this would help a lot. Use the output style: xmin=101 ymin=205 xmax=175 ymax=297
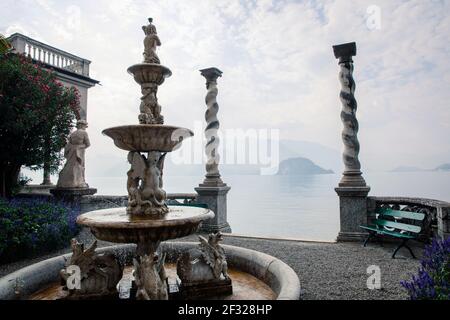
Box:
xmin=77 ymin=206 xmax=214 ymax=229
xmin=0 ymin=242 xmax=301 ymax=300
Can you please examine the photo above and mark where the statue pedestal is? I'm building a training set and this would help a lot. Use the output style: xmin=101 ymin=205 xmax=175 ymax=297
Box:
xmin=335 ymin=186 xmax=370 ymax=242
xmin=50 ymin=187 xmax=97 ymax=202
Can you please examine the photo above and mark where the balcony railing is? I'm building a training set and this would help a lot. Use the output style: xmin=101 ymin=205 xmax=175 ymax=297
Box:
xmin=7 ymin=33 xmax=90 ymax=77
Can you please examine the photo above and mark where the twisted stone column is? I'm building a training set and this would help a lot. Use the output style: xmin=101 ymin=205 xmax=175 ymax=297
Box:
xmin=199 ymin=67 xmax=225 ymax=187
xmin=333 ymin=42 xmax=370 ymax=242
xmin=333 ymin=42 xmax=366 ymax=187
xmin=196 ymin=67 xmax=231 ymax=233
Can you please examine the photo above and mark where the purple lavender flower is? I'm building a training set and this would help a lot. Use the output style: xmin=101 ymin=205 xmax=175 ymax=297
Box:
xmin=401 ymin=237 xmax=450 ymax=300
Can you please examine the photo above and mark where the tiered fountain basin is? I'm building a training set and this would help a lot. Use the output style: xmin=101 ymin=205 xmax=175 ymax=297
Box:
xmin=76 ymin=206 xmax=213 ymax=244
xmin=0 ymin=242 xmax=301 ymax=300
xmin=102 ymin=125 xmax=193 ymax=152
xmin=127 ymin=63 xmax=172 ymax=85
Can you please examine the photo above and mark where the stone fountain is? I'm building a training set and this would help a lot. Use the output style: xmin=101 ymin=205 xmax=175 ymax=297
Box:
xmin=76 ymin=18 xmax=214 ymax=300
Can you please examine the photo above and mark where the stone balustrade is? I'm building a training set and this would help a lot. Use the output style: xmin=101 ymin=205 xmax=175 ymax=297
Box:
xmin=166 ymin=193 xmax=198 ymax=205
xmin=78 ymin=193 xmax=199 ymax=214
xmin=368 ymin=196 xmax=450 ymax=240
xmin=7 ymin=33 xmax=90 ymax=77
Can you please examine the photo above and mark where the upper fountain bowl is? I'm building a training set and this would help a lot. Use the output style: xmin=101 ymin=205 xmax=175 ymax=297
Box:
xmin=127 ymin=63 xmax=172 ymax=85
xmin=102 ymin=124 xmax=193 ymax=152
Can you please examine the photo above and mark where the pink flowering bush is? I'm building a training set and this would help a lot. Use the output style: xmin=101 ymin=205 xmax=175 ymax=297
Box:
xmin=0 ymin=52 xmax=80 ymax=197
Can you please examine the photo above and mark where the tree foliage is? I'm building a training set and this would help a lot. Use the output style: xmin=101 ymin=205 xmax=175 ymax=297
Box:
xmin=0 ymin=52 xmax=80 ymax=197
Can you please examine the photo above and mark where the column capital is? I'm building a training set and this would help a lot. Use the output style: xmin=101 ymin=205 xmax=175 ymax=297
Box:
xmin=200 ymin=67 xmax=223 ymax=83
xmin=332 ymin=42 xmax=356 ymax=64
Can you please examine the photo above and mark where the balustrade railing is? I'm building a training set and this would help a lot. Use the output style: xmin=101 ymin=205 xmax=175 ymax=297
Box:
xmin=7 ymin=33 xmax=90 ymax=77
xmin=166 ymin=193 xmax=198 ymax=205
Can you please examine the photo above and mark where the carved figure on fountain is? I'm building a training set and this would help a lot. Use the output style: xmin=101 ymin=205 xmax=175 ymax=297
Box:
xmin=142 ymin=17 xmax=161 ymax=64
xmin=126 ymin=151 xmax=168 ymax=216
xmin=60 ymin=239 xmax=123 ymax=299
xmin=139 ymin=83 xmax=163 ymax=124
xmin=133 ymin=253 xmax=168 ymax=300
xmin=177 ymin=232 xmax=230 ymax=283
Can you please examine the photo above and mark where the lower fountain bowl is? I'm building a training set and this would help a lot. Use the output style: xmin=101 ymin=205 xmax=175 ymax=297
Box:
xmin=0 ymin=243 xmax=301 ymax=300
xmin=102 ymin=124 xmax=194 ymax=152
xmin=76 ymin=206 xmax=214 ymax=243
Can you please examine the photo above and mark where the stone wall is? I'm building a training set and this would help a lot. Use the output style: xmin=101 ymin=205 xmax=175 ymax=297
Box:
xmin=79 ymin=195 xmax=128 ymax=214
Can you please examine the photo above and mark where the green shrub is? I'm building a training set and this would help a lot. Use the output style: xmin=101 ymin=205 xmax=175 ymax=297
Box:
xmin=0 ymin=197 xmax=80 ymax=263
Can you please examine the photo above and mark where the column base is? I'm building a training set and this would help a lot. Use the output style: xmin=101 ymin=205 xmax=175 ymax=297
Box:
xmin=335 ymin=186 xmax=370 ymax=196
xmin=338 ymin=170 xmax=367 ymax=187
xmin=335 ymin=186 xmax=370 ymax=242
xmin=195 ymin=185 xmax=232 ymax=234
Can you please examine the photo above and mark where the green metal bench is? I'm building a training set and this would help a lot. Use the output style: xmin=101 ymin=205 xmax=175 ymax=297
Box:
xmin=360 ymin=207 xmax=426 ymax=258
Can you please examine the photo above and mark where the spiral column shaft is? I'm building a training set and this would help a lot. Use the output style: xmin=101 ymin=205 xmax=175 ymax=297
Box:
xmin=200 ymin=67 xmax=225 ymax=187
xmin=333 ymin=42 xmax=367 ymax=187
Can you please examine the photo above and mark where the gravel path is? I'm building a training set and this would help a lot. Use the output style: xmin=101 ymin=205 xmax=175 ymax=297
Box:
xmin=218 ymin=235 xmax=421 ymax=300
xmin=0 ymin=229 xmax=421 ymax=300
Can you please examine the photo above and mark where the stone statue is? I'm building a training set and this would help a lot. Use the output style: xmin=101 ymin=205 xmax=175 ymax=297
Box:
xmin=177 ymin=232 xmax=230 ymax=283
xmin=142 ymin=17 xmax=161 ymax=64
xmin=60 ymin=239 xmax=123 ymax=298
xmin=127 ymin=151 xmax=168 ymax=216
xmin=133 ymin=253 xmax=168 ymax=300
xmin=57 ymin=120 xmax=90 ymax=188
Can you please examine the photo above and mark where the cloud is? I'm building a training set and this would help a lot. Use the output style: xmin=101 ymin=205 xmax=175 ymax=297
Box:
xmin=2 ymin=0 xmax=450 ymax=176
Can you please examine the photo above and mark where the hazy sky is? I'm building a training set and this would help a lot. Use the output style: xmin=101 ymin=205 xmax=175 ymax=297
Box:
xmin=2 ymin=0 xmax=450 ymax=177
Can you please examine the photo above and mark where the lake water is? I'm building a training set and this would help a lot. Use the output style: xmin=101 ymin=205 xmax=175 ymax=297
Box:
xmin=88 ymin=172 xmax=450 ymax=241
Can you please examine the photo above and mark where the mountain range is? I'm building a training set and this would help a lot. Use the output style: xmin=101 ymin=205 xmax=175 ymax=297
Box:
xmin=88 ymin=139 xmax=342 ymax=177
xmin=390 ymin=163 xmax=450 ymax=172
xmin=277 ymin=157 xmax=334 ymax=175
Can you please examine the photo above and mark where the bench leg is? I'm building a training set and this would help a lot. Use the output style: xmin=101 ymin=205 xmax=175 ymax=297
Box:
xmin=376 ymin=235 xmax=384 ymax=247
xmin=392 ymin=239 xmax=416 ymax=259
xmin=404 ymin=241 xmax=416 ymax=259
xmin=363 ymin=233 xmax=372 ymax=247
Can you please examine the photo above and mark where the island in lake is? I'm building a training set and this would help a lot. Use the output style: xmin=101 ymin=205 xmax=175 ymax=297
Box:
xmin=390 ymin=163 xmax=450 ymax=172
xmin=277 ymin=157 xmax=334 ymax=175
xmin=390 ymin=166 xmax=427 ymax=172
xmin=434 ymin=163 xmax=450 ymax=171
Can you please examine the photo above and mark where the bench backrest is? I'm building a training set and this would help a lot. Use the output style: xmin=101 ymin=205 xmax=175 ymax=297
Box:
xmin=374 ymin=207 xmax=425 ymax=234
